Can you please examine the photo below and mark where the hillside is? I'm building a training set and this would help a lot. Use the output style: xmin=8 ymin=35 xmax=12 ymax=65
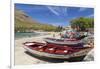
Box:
xmin=15 ymin=9 xmax=58 ymax=32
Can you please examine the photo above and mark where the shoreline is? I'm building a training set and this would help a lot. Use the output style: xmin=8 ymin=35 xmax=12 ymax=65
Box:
xmin=15 ymin=32 xmax=61 ymax=40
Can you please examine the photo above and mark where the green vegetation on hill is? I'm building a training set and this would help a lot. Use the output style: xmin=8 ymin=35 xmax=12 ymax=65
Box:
xmin=15 ymin=9 xmax=63 ymax=32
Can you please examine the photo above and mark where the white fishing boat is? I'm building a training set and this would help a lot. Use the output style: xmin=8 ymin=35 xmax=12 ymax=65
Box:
xmin=44 ymin=38 xmax=83 ymax=45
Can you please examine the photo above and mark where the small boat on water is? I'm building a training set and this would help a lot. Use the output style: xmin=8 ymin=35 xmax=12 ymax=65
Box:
xmin=23 ymin=42 xmax=93 ymax=59
xmin=44 ymin=38 xmax=83 ymax=46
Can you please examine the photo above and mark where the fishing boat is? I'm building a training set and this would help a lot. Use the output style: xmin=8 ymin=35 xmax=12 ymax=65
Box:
xmin=44 ymin=38 xmax=83 ymax=46
xmin=23 ymin=42 xmax=93 ymax=59
xmin=61 ymin=29 xmax=87 ymax=40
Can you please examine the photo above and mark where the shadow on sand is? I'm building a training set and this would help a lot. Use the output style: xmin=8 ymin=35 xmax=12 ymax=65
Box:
xmin=25 ymin=51 xmax=85 ymax=63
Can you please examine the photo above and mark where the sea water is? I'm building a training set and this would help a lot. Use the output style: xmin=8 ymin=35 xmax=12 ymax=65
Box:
xmin=15 ymin=32 xmax=41 ymax=39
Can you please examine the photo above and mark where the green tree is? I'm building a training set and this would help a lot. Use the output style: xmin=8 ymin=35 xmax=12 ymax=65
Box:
xmin=70 ymin=17 xmax=94 ymax=31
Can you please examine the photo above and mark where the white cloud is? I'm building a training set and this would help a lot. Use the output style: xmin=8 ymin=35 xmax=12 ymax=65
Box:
xmin=87 ymin=14 xmax=94 ymax=17
xmin=47 ymin=6 xmax=68 ymax=17
xmin=47 ymin=6 xmax=60 ymax=16
xmin=62 ymin=7 xmax=68 ymax=16
xmin=79 ymin=8 xmax=87 ymax=12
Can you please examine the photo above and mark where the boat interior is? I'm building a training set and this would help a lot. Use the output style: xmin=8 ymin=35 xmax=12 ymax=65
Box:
xmin=23 ymin=42 xmax=91 ymax=55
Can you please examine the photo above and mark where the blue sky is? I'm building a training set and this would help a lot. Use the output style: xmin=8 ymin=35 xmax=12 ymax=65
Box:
xmin=15 ymin=3 xmax=94 ymax=27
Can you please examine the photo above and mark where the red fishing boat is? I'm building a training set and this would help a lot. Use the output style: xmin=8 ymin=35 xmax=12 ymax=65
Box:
xmin=23 ymin=42 xmax=93 ymax=59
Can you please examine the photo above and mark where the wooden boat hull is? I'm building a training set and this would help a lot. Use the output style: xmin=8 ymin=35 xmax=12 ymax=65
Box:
xmin=23 ymin=42 xmax=93 ymax=59
xmin=44 ymin=38 xmax=83 ymax=45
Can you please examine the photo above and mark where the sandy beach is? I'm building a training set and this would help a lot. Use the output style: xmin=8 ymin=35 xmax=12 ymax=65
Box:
xmin=15 ymin=32 xmax=94 ymax=65
xmin=15 ymin=33 xmax=63 ymax=65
